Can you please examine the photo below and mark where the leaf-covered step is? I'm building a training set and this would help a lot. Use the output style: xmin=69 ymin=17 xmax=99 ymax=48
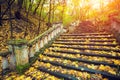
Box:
xmin=33 ymin=60 xmax=107 ymax=80
xmin=51 ymin=45 xmax=120 ymax=53
xmin=3 ymin=68 xmax=59 ymax=80
xmin=39 ymin=59 xmax=120 ymax=80
xmin=50 ymin=45 xmax=120 ymax=57
xmin=53 ymin=42 xmax=117 ymax=47
xmin=61 ymin=33 xmax=112 ymax=36
xmin=2 ymin=72 xmax=33 ymax=80
xmin=51 ymin=49 xmax=120 ymax=59
xmin=37 ymin=67 xmax=78 ymax=80
xmin=56 ymin=39 xmax=116 ymax=42
xmin=40 ymin=55 xmax=119 ymax=75
xmin=25 ymin=67 xmax=62 ymax=80
xmin=59 ymin=35 xmax=113 ymax=38
xmin=44 ymin=50 xmax=120 ymax=66
xmin=43 ymin=53 xmax=119 ymax=68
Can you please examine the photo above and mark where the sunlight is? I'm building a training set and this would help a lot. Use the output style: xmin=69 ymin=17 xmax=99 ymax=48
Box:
xmin=90 ymin=0 xmax=109 ymax=9
xmin=91 ymin=0 xmax=101 ymax=9
xmin=67 ymin=0 xmax=110 ymax=10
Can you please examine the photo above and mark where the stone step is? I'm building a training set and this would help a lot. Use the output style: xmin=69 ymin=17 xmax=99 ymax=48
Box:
xmin=33 ymin=59 xmax=107 ymax=80
xmin=37 ymin=67 xmax=77 ymax=80
xmin=56 ymin=39 xmax=116 ymax=42
xmin=39 ymin=59 xmax=120 ymax=80
xmin=59 ymin=36 xmax=113 ymax=39
xmin=51 ymin=45 xmax=120 ymax=53
xmin=53 ymin=42 xmax=117 ymax=47
xmin=61 ymin=33 xmax=112 ymax=36
xmin=43 ymin=53 xmax=119 ymax=68
xmin=51 ymin=49 xmax=120 ymax=59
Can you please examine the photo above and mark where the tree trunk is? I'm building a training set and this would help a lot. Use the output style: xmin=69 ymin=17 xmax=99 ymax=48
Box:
xmin=62 ymin=0 xmax=66 ymax=22
xmin=17 ymin=0 xmax=24 ymax=11
xmin=48 ymin=0 xmax=52 ymax=29
xmin=24 ymin=0 xmax=34 ymax=38
xmin=0 ymin=4 xmax=2 ymax=26
xmin=52 ymin=0 xmax=55 ymax=22
xmin=33 ymin=0 xmax=41 ymax=15
xmin=37 ymin=0 xmax=46 ymax=35
xmin=8 ymin=0 xmax=13 ymax=39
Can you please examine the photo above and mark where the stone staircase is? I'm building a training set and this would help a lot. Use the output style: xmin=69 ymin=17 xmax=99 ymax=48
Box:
xmin=2 ymin=32 xmax=120 ymax=80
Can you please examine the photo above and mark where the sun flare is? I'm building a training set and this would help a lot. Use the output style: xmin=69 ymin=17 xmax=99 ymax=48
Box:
xmin=67 ymin=0 xmax=110 ymax=9
xmin=90 ymin=0 xmax=109 ymax=9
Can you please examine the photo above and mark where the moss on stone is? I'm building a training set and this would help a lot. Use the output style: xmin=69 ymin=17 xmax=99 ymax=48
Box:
xmin=8 ymin=39 xmax=28 ymax=46
xmin=16 ymin=63 xmax=30 ymax=74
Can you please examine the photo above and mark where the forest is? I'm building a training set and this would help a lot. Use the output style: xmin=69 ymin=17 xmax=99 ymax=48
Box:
xmin=0 ymin=0 xmax=120 ymax=51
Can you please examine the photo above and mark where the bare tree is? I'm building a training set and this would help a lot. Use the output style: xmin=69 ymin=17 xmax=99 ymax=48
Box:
xmin=17 ymin=0 xmax=24 ymax=11
xmin=47 ymin=0 xmax=52 ymax=29
xmin=33 ymin=0 xmax=41 ymax=15
xmin=24 ymin=0 xmax=34 ymax=38
xmin=37 ymin=0 xmax=46 ymax=35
